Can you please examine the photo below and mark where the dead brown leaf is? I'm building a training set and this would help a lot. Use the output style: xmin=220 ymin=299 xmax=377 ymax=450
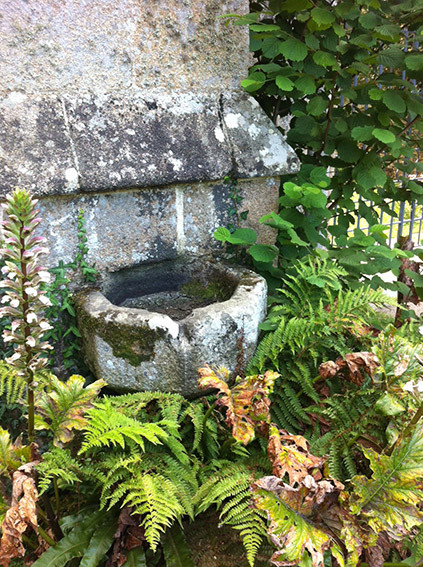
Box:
xmin=198 ymin=365 xmax=279 ymax=445
xmin=106 ymin=507 xmax=145 ymax=567
xmin=0 ymin=462 xmax=40 ymax=567
xmin=268 ymin=426 xmax=324 ymax=486
xmin=319 ymin=352 xmax=379 ymax=386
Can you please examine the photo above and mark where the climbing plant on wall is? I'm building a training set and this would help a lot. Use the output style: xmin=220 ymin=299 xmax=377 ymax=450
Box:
xmin=217 ymin=0 xmax=423 ymax=297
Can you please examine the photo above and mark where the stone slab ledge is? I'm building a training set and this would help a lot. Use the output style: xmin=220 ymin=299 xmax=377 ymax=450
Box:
xmin=0 ymin=90 xmax=300 ymax=197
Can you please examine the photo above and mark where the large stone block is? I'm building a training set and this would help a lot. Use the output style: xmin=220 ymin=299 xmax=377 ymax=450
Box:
xmin=0 ymin=1 xmax=250 ymax=97
xmin=0 ymin=91 xmax=299 ymax=198
xmin=38 ymin=189 xmax=178 ymax=272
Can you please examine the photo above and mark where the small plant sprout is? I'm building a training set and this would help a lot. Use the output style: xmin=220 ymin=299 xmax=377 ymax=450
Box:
xmin=0 ymin=189 xmax=53 ymax=442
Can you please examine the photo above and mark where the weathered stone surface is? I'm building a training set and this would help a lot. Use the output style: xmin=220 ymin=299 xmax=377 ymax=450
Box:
xmin=76 ymin=259 xmax=267 ymax=394
xmin=0 ymin=0 xmax=250 ymax=96
xmin=38 ymin=189 xmax=178 ymax=272
xmin=182 ymin=176 xmax=279 ymax=255
xmin=35 ymin=176 xmax=278 ymax=272
xmin=0 ymin=94 xmax=76 ymax=196
xmin=0 ymin=91 xmax=299 ymax=197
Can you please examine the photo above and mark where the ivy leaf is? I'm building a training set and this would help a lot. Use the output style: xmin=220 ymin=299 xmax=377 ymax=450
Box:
xmin=372 ymin=128 xmax=396 ymax=144
xmin=275 ymin=75 xmax=295 ymax=91
xmin=383 ymin=91 xmax=406 ymax=113
xmin=279 ymin=38 xmax=308 ymax=61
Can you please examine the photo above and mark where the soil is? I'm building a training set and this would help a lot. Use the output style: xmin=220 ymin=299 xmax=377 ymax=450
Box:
xmin=120 ymin=290 xmax=216 ymax=320
xmin=183 ymin=511 xmax=272 ymax=567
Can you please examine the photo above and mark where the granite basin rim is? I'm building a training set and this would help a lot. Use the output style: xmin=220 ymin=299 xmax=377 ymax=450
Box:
xmin=76 ymin=261 xmax=268 ymax=395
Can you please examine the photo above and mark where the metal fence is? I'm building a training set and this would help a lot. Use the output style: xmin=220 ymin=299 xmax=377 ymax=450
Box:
xmin=333 ymin=30 xmax=423 ymax=249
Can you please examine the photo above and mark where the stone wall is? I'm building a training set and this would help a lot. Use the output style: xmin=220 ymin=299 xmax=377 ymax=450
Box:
xmin=0 ymin=0 xmax=300 ymax=272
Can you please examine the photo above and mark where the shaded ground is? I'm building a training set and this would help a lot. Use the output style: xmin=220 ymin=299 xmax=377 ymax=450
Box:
xmin=184 ymin=511 xmax=271 ymax=567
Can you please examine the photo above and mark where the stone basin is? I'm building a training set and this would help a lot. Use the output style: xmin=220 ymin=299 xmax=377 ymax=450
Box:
xmin=75 ymin=257 xmax=267 ymax=395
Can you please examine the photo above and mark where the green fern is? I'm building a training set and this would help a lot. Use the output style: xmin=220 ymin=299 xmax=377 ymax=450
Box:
xmin=0 ymin=361 xmax=25 ymax=404
xmin=79 ymin=399 xmax=168 ymax=453
xmin=194 ymin=461 xmax=267 ymax=566
xmin=36 ymin=447 xmax=82 ymax=494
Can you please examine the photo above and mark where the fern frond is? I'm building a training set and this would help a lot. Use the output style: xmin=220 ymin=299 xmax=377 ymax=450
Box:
xmin=79 ymin=399 xmax=167 ymax=454
xmin=0 ymin=361 xmax=25 ymax=404
xmin=121 ymin=472 xmax=185 ymax=551
xmin=36 ymin=447 xmax=82 ymax=494
xmin=195 ymin=461 xmax=266 ymax=566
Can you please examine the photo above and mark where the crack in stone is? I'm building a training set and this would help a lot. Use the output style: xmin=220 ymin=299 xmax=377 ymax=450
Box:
xmin=60 ymin=98 xmax=81 ymax=189
xmin=217 ymin=93 xmax=238 ymax=178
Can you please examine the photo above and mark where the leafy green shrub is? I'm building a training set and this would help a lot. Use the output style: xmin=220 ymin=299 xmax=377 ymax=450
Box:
xmin=216 ymin=0 xmax=423 ymax=298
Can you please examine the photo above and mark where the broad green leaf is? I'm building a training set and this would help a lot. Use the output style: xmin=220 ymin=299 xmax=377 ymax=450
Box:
xmin=260 ymin=211 xmax=294 ymax=231
xmin=359 ymin=11 xmax=380 ymax=29
xmin=295 ymin=75 xmax=316 ymax=94
xmin=374 ymin=393 xmax=405 ymax=417
xmin=383 ymin=91 xmax=406 ymax=114
xmin=241 ymin=72 xmax=266 ymax=93
xmin=313 ymin=50 xmax=337 ymax=68
xmin=310 ymin=7 xmax=335 ymax=27
xmin=80 ymin=517 xmax=116 ymax=567
xmin=214 ymin=227 xmax=231 ymax=242
xmin=281 ymin=0 xmax=313 ymax=12
xmin=262 ymin=37 xmax=283 ymax=58
xmin=162 ymin=524 xmax=194 ymax=567
xmin=372 ymin=128 xmax=396 ymax=144
xmin=378 ymin=47 xmax=405 ymax=68
xmin=351 ymin=126 xmax=374 ymax=142
xmin=249 ymin=244 xmax=278 ymax=263
xmin=275 ymin=75 xmax=295 ymax=91
xmin=249 ymin=24 xmax=281 ymax=32
xmin=305 ymin=34 xmax=320 ymax=50
xmin=369 ymin=88 xmax=383 ymax=101
xmin=32 ymin=512 xmax=104 ymax=567
xmin=405 ymin=54 xmax=423 ymax=72
xmin=350 ymin=428 xmax=423 ymax=533
xmin=302 ymin=186 xmax=327 ymax=209
xmin=337 ymin=140 xmax=361 ymax=163
xmin=280 ymin=38 xmax=308 ymax=61
xmin=306 ymin=96 xmax=327 ymax=117
xmin=228 ymin=228 xmax=257 ymax=245
xmin=125 ymin=548 xmax=147 ymax=567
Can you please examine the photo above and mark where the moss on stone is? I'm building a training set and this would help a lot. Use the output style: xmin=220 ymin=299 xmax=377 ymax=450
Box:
xmin=179 ymin=276 xmax=234 ymax=302
xmin=75 ymin=292 xmax=163 ymax=367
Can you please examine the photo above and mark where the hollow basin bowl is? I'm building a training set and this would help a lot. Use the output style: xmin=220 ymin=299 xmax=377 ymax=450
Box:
xmin=75 ymin=257 xmax=267 ymax=395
